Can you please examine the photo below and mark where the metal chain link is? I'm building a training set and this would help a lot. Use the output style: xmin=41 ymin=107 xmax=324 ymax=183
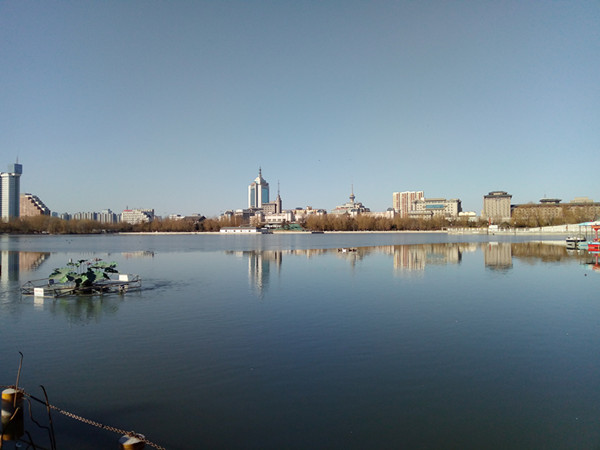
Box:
xmin=1 ymin=385 xmax=166 ymax=449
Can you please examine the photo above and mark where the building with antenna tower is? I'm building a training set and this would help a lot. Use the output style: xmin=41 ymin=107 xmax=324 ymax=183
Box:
xmin=331 ymin=185 xmax=370 ymax=216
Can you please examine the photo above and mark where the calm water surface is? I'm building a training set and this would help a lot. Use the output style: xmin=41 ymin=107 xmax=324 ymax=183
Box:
xmin=1 ymin=233 xmax=599 ymax=449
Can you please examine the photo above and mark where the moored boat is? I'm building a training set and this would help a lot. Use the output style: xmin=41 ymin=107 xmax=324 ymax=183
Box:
xmin=566 ymin=235 xmax=586 ymax=249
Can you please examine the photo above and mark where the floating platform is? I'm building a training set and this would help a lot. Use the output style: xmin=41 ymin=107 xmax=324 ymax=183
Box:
xmin=21 ymin=274 xmax=142 ymax=298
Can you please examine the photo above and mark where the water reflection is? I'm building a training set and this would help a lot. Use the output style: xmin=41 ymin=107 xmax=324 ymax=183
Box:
xmin=231 ymin=242 xmax=594 ymax=292
xmin=229 ymin=250 xmax=283 ymax=296
xmin=391 ymin=243 xmax=466 ymax=274
xmin=122 ymin=251 xmax=155 ymax=259
xmin=41 ymin=296 xmax=122 ymax=324
xmin=0 ymin=250 xmax=50 ymax=284
xmin=484 ymin=242 xmax=513 ymax=271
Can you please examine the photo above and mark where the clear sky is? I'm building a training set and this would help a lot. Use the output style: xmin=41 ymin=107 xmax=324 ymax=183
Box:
xmin=1 ymin=1 xmax=598 ymax=217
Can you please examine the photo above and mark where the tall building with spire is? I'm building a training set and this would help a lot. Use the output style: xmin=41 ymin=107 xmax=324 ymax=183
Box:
xmin=0 ymin=162 xmax=23 ymax=221
xmin=248 ymin=168 xmax=269 ymax=209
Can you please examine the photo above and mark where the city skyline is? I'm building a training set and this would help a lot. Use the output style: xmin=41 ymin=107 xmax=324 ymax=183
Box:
xmin=2 ymin=2 xmax=598 ymax=217
xmin=5 ymin=164 xmax=593 ymax=224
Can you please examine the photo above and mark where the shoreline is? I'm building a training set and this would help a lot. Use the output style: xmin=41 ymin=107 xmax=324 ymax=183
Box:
xmin=116 ymin=229 xmax=574 ymax=236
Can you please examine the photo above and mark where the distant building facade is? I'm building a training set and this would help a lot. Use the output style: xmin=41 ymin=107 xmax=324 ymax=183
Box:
xmin=411 ymin=198 xmax=462 ymax=219
xmin=248 ymin=168 xmax=269 ymax=209
xmin=122 ymin=209 xmax=154 ymax=224
xmin=73 ymin=211 xmax=98 ymax=221
xmin=20 ymin=193 xmax=50 ymax=217
xmin=331 ymin=188 xmax=370 ymax=216
xmin=262 ymin=192 xmax=282 ymax=214
xmin=0 ymin=162 xmax=23 ymax=221
xmin=393 ymin=191 xmax=424 ymax=217
xmin=512 ymin=199 xmax=600 ymax=224
xmin=291 ymin=207 xmax=327 ymax=222
xmin=98 ymin=209 xmax=118 ymax=223
xmin=482 ymin=191 xmax=512 ymax=223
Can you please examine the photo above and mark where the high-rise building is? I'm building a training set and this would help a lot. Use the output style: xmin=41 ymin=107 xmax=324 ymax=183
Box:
xmin=248 ymin=168 xmax=269 ymax=209
xmin=393 ymin=191 xmax=424 ymax=217
xmin=482 ymin=191 xmax=512 ymax=223
xmin=0 ymin=162 xmax=23 ymax=221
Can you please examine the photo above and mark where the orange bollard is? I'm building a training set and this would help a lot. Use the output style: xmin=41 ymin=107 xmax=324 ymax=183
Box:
xmin=119 ymin=433 xmax=146 ymax=449
xmin=1 ymin=388 xmax=24 ymax=441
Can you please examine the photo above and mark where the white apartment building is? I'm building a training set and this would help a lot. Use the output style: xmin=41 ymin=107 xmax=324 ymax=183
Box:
xmin=122 ymin=209 xmax=154 ymax=224
xmin=0 ymin=163 xmax=23 ymax=221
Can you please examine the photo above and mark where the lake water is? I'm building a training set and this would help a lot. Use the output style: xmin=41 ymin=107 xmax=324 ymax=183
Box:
xmin=1 ymin=233 xmax=599 ymax=449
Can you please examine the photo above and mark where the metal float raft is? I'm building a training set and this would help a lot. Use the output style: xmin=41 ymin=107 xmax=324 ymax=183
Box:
xmin=21 ymin=273 xmax=142 ymax=298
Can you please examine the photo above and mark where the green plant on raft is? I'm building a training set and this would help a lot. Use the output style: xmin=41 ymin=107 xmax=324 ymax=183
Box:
xmin=49 ymin=259 xmax=119 ymax=288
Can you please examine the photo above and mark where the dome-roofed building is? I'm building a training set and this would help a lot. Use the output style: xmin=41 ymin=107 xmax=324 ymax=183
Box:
xmin=331 ymin=187 xmax=370 ymax=216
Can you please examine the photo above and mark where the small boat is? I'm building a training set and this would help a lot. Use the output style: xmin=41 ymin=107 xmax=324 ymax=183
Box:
xmin=338 ymin=247 xmax=357 ymax=253
xmin=566 ymin=236 xmax=586 ymax=249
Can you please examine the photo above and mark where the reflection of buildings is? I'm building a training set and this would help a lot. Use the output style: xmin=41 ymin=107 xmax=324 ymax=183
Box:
xmin=245 ymin=250 xmax=282 ymax=296
xmin=484 ymin=243 xmax=513 ymax=270
xmin=0 ymin=251 xmax=19 ymax=283
xmin=228 ymin=243 xmax=586 ymax=292
xmin=393 ymin=244 xmax=462 ymax=274
xmin=122 ymin=251 xmax=155 ymax=259
xmin=0 ymin=251 xmax=51 ymax=284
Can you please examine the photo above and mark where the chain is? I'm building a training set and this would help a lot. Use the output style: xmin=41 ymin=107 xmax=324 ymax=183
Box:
xmin=1 ymin=385 xmax=166 ymax=449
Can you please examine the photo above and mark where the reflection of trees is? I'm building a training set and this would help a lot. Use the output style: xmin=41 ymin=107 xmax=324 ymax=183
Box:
xmin=511 ymin=242 xmax=571 ymax=263
xmin=227 ymin=242 xmax=587 ymax=287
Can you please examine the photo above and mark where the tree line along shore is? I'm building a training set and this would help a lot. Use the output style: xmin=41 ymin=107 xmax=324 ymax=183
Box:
xmin=0 ymin=211 xmax=596 ymax=235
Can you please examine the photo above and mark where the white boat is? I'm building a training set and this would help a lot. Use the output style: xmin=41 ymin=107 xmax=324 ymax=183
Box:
xmin=566 ymin=236 xmax=586 ymax=249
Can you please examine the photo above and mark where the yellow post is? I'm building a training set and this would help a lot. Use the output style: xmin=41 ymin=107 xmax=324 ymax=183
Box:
xmin=1 ymin=388 xmax=24 ymax=441
xmin=119 ymin=433 xmax=146 ymax=449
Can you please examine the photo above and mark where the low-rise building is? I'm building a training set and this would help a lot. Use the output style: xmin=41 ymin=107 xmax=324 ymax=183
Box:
xmin=290 ymin=207 xmax=327 ymax=222
xmin=331 ymin=189 xmax=370 ymax=216
xmin=263 ymin=211 xmax=294 ymax=225
xmin=20 ymin=193 xmax=50 ymax=217
xmin=411 ymin=198 xmax=462 ymax=219
xmin=512 ymin=199 xmax=600 ymax=224
xmin=122 ymin=208 xmax=154 ymax=225
xmin=220 ymin=226 xmax=268 ymax=234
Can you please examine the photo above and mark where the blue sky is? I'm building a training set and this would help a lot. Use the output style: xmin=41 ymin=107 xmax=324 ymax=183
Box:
xmin=1 ymin=1 xmax=598 ymax=217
